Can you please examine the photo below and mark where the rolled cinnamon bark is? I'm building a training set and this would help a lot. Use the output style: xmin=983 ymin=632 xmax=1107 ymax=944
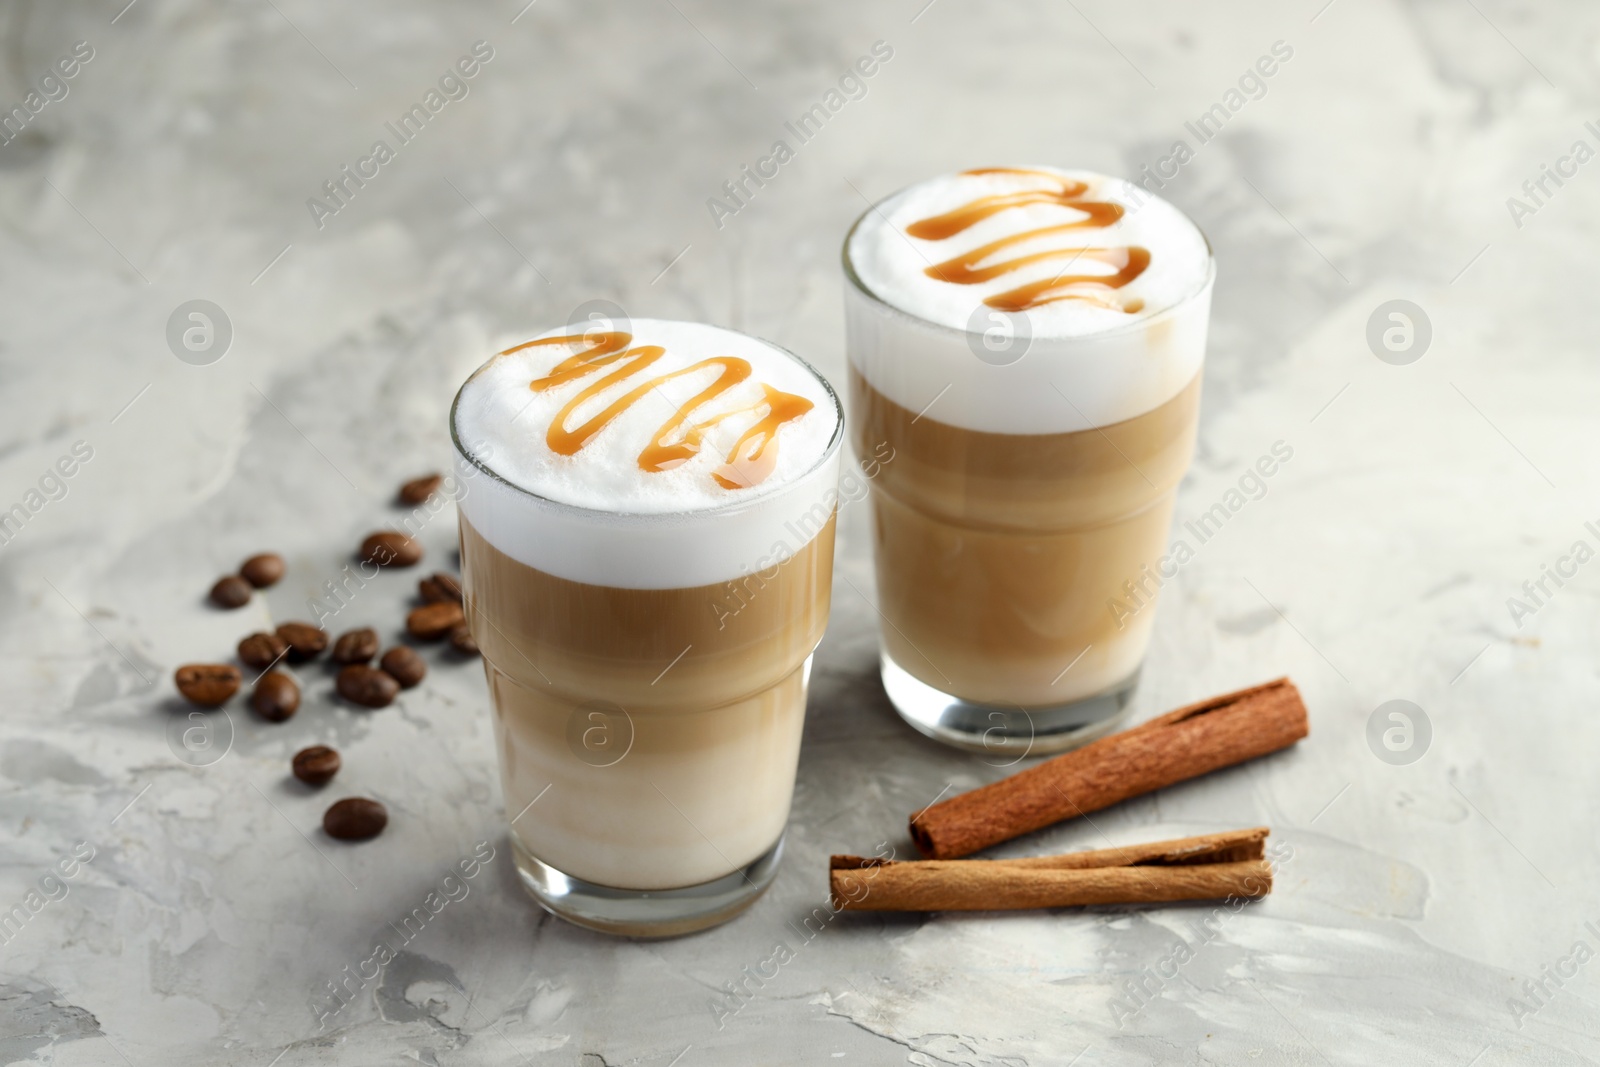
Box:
xmin=831 ymin=829 xmax=1274 ymax=911
xmin=909 ymin=679 xmax=1308 ymax=859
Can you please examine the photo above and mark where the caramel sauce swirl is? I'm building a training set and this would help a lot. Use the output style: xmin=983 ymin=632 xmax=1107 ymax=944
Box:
xmin=908 ymin=168 xmax=1148 ymax=314
xmin=500 ymin=330 xmax=814 ymax=491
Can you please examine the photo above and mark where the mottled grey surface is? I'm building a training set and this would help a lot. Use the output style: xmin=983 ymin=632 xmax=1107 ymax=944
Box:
xmin=2 ymin=0 xmax=1598 ymax=1063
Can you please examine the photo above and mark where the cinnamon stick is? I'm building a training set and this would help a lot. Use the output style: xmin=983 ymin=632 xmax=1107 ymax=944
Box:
xmin=832 ymin=828 xmax=1273 ymax=911
xmin=909 ymin=678 xmax=1308 ymax=859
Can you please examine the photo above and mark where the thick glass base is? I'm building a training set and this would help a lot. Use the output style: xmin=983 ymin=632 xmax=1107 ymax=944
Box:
xmin=880 ymin=651 xmax=1137 ymax=758
xmin=511 ymin=832 xmax=783 ymax=938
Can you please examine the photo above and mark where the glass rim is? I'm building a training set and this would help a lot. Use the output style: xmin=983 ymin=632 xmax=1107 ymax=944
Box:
xmin=448 ymin=319 xmax=846 ymax=523
xmin=839 ymin=173 xmax=1218 ymax=343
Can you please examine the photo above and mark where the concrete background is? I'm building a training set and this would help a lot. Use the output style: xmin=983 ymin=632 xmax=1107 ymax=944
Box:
xmin=2 ymin=0 xmax=1598 ymax=1063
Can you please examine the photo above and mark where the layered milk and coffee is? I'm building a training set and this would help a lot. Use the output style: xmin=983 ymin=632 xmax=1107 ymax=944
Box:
xmin=451 ymin=319 xmax=841 ymax=932
xmin=844 ymin=167 xmax=1213 ymax=751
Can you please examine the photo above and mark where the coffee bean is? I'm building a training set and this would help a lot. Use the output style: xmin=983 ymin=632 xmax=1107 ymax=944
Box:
xmin=174 ymin=664 xmax=240 ymax=708
xmin=331 ymin=627 xmax=379 ymax=665
xmin=430 ymin=573 xmax=463 ymax=603
xmin=407 ymin=601 xmax=464 ymax=641
xmin=419 ymin=572 xmax=463 ymax=604
xmin=239 ymin=552 xmax=285 ymax=588
xmin=292 ymin=745 xmax=340 ymax=787
xmin=379 ymin=646 xmax=426 ymax=688
xmin=251 ymin=670 xmax=300 ymax=722
xmin=237 ymin=631 xmax=289 ymax=670
xmin=449 ymin=622 xmax=479 ymax=656
xmin=210 ymin=575 xmax=252 ymax=609
xmin=337 ymin=664 xmax=399 ymax=708
xmin=275 ymin=622 xmax=328 ymax=662
xmin=360 ymin=531 xmax=422 ymax=568
xmin=323 ymin=797 xmax=387 ymax=841
xmin=398 ymin=473 xmax=443 ymax=506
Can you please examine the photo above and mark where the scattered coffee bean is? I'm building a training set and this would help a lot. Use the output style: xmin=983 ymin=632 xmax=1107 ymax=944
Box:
xmin=275 ymin=622 xmax=328 ymax=661
xmin=292 ymin=745 xmax=341 ymax=787
xmin=407 ymin=601 xmax=464 ymax=641
xmin=251 ymin=670 xmax=300 ymax=722
xmin=398 ymin=473 xmax=443 ymax=506
xmin=331 ymin=627 xmax=379 ymax=665
xmin=210 ymin=575 xmax=252 ymax=609
xmin=237 ymin=631 xmax=289 ymax=670
xmin=174 ymin=664 xmax=241 ymax=708
xmin=337 ymin=664 xmax=400 ymax=708
xmin=323 ymin=797 xmax=387 ymax=841
xmin=448 ymin=622 xmax=479 ymax=656
xmin=430 ymin=573 xmax=463 ymax=603
xmin=419 ymin=573 xmax=465 ymax=604
xmin=239 ymin=552 xmax=285 ymax=588
xmin=360 ymin=531 xmax=422 ymax=568
xmin=379 ymin=646 xmax=427 ymax=688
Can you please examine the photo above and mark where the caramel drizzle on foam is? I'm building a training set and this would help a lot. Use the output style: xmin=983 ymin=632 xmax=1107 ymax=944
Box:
xmin=499 ymin=330 xmax=814 ymax=490
xmin=905 ymin=167 xmax=1149 ymax=314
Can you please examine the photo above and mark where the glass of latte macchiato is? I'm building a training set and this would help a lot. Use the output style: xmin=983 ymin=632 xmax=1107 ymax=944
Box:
xmin=843 ymin=167 xmax=1214 ymax=756
xmin=451 ymin=319 xmax=842 ymax=936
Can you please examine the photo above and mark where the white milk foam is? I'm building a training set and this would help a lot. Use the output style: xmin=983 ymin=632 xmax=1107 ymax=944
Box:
xmin=452 ymin=319 xmax=843 ymax=589
xmin=845 ymin=167 xmax=1214 ymax=435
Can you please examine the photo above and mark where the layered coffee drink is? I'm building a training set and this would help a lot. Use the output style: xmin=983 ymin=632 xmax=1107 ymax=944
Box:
xmin=844 ymin=167 xmax=1214 ymax=754
xmin=451 ymin=319 xmax=842 ymax=935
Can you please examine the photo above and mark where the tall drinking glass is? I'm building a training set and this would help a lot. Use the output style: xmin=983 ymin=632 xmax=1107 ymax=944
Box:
xmin=843 ymin=167 xmax=1214 ymax=756
xmin=451 ymin=318 xmax=843 ymax=936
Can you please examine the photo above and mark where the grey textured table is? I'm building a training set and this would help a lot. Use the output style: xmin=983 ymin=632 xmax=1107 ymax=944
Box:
xmin=3 ymin=1 xmax=1598 ymax=1063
